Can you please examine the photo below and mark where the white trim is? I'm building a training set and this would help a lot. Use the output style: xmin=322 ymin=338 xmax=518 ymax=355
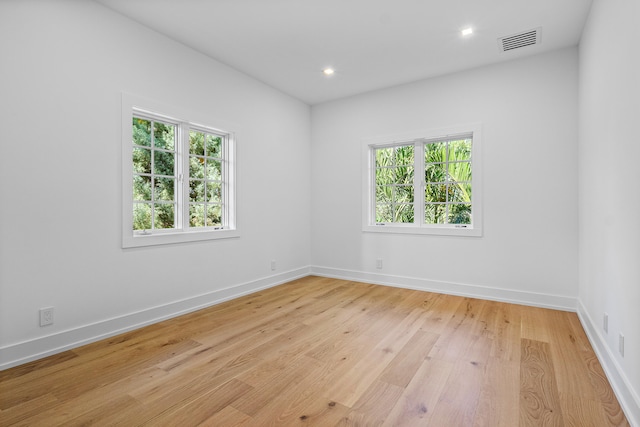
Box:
xmin=5 ymin=266 xmax=636 ymax=427
xmin=362 ymin=223 xmax=482 ymax=237
xmin=122 ymin=92 xmax=239 ymax=248
xmin=310 ymin=265 xmax=577 ymax=311
xmin=362 ymin=123 xmax=483 ymax=237
xmin=0 ymin=267 xmax=310 ymax=371
xmin=577 ymin=301 xmax=640 ymax=427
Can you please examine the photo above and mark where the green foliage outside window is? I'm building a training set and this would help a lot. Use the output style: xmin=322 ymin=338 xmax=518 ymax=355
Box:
xmin=375 ymin=145 xmax=415 ymax=223
xmin=188 ymin=131 xmax=223 ymax=227
xmin=374 ymin=138 xmax=472 ymax=225
xmin=132 ymin=117 xmax=176 ymax=230
xmin=424 ymin=139 xmax=472 ymax=225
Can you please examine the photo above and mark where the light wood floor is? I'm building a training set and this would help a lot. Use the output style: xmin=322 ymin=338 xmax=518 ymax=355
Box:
xmin=0 ymin=276 xmax=629 ymax=426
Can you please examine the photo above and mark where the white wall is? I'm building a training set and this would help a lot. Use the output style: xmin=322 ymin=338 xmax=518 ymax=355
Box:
xmin=0 ymin=0 xmax=311 ymax=367
xmin=311 ymin=48 xmax=579 ymax=308
xmin=2 ymin=3 xmax=636 ymax=421
xmin=578 ymin=0 xmax=640 ymax=422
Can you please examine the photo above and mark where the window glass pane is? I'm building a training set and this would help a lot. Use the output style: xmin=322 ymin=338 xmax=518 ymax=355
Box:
xmin=425 ymin=163 xmax=446 ymax=183
xmin=132 ymin=118 xmax=151 ymax=147
xmin=395 ymin=145 xmax=414 ymax=166
xmin=395 ymin=165 xmax=414 ymax=184
xmin=154 ymin=204 xmax=175 ymax=229
xmin=189 ymin=204 xmax=206 ymax=227
xmin=375 ymin=147 xmax=393 ymax=167
xmin=206 ymin=134 xmax=222 ymax=158
xmin=128 ymin=107 xmax=234 ymax=238
xmin=133 ymin=203 xmax=152 ymax=230
xmin=449 ymin=204 xmax=472 ymax=224
xmin=425 ymin=142 xmax=447 ymax=163
xmin=425 ymin=204 xmax=446 ymax=224
xmin=375 ymin=167 xmax=394 ymax=186
xmin=154 ymin=150 xmax=174 ymax=176
xmin=154 ymin=122 xmax=175 ymax=150
xmin=207 ymin=183 xmax=222 ymax=203
xmin=189 ymin=131 xmax=205 ymax=156
xmin=133 ymin=175 xmax=151 ymax=201
xmin=447 ymin=160 xmax=472 ymax=183
xmin=394 ymin=204 xmax=414 ymax=223
xmin=449 ymin=182 xmax=472 ymax=203
xmin=449 ymin=139 xmax=472 ymax=161
xmin=189 ymin=157 xmax=205 ymax=179
xmin=376 ymin=204 xmax=392 ymax=223
xmin=154 ymin=177 xmax=175 ymax=201
xmin=394 ymin=185 xmax=414 ymax=203
xmin=206 ymin=159 xmax=221 ymax=181
xmin=376 ymin=186 xmax=392 ymax=204
xmin=133 ymin=147 xmax=151 ymax=174
xmin=206 ymin=205 xmax=222 ymax=227
xmin=425 ymin=184 xmax=447 ymax=203
xmin=189 ymin=180 xmax=205 ymax=202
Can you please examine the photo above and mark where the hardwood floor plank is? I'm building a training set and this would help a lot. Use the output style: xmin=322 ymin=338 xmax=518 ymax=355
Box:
xmin=427 ymin=298 xmax=488 ymax=363
xmin=324 ymin=308 xmax=428 ymax=407
xmin=427 ymin=357 xmax=486 ymax=426
xmin=576 ymin=343 xmax=630 ymax=426
xmin=140 ymin=378 xmax=253 ymax=426
xmin=293 ymin=397 xmax=351 ymax=426
xmin=473 ymin=359 xmax=520 ymax=427
xmin=559 ymin=393 xmax=609 ymax=427
xmin=0 ymin=276 xmax=628 ymax=426
xmin=340 ymin=380 xmax=404 ymax=426
xmin=248 ymin=358 xmax=350 ymax=425
xmin=547 ymin=311 xmax=599 ymax=401
xmin=0 ymin=393 xmax=59 ymax=426
xmin=378 ymin=329 xmax=439 ymax=387
xmin=520 ymin=338 xmax=565 ymax=426
xmin=520 ymin=305 xmax=552 ymax=342
xmin=230 ymin=355 xmax=322 ymax=417
xmin=199 ymin=405 xmax=254 ymax=426
xmin=382 ymin=358 xmax=454 ymax=426
xmin=489 ymin=300 xmax=522 ymax=362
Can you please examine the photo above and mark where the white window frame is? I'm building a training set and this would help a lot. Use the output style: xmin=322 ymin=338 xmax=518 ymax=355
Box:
xmin=122 ymin=93 xmax=239 ymax=248
xmin=362 ymin=124 xmax=482 ymax=237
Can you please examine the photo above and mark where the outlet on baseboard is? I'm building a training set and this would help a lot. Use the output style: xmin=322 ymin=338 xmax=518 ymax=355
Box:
xmin=270 ymin=260 xmax=276 ymax=271
xmin=376 ymin=258 xmax=383 ymax=269
xmin=603 ymin=312 xmax=608 ymax=333
xmin=619 ymin=333 xmax=624 ymax=357
xmin=39 ymin=307 xmax=54 ymax=327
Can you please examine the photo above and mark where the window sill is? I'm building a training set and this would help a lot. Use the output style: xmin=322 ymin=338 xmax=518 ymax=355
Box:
xmin=122 ymin=228 xmax=240 ymax=248
xmin=362 ymin=224 xmax=482 ymax=237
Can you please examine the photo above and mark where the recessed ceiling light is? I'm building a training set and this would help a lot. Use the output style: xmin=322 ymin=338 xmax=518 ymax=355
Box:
xmin=323 ymin=68 xmax=335 ymax=76
xmin=461 ymin=27 xmax=473 ymax=36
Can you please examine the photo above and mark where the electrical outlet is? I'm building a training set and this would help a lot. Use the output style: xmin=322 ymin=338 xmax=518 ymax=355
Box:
xmin=619 ymin=333 xmax=624 ymax=357
xmin=603 ymin=312 xmax=608 ymax=333
xmin=270 ymin=260 xmax=276 ymax=271
xmin=39 ymin=307 xmax=54 ymax=326
xmin=376 ymin=258 xmax=383 ymax=269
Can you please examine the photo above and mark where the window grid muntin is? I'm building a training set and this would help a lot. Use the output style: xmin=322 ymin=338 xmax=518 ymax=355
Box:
xmin=374 ymin=143 xmax=415 ymax=224
xmin=424 ymin=137 xmax=473 ymax=225
xmin=187 ymin=127 xmax=227 ymax=229
xmin=132 ymin=111 xmax=231 ymax=234
xmin=132 ymin=115 xmax=178 ymax=232
xmin=369 ymin=134 xmax=473 ymax=228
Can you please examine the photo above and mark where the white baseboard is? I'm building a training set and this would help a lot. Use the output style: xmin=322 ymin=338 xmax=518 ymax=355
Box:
xmin=0 ymin=267 xmax=310 ymax=371
xmin=310 ymin=265 xmax=577 ymax=311
xmin=3 ymin=265 xmax=637 ymax=427
xmin=577 ymin=301 xmax=640 ymax=427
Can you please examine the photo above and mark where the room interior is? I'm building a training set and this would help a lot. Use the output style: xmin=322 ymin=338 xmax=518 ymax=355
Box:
xmin=0 ymin=0 xmax=638 ymax=425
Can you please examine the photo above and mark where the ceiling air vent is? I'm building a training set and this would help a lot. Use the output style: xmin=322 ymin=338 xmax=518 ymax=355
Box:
xmin=498 ymin=28 xmax=541 ymax=52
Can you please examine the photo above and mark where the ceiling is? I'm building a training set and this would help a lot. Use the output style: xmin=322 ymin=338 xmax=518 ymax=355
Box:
xmin=95 ymin=0 xmax=593 ymax=105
